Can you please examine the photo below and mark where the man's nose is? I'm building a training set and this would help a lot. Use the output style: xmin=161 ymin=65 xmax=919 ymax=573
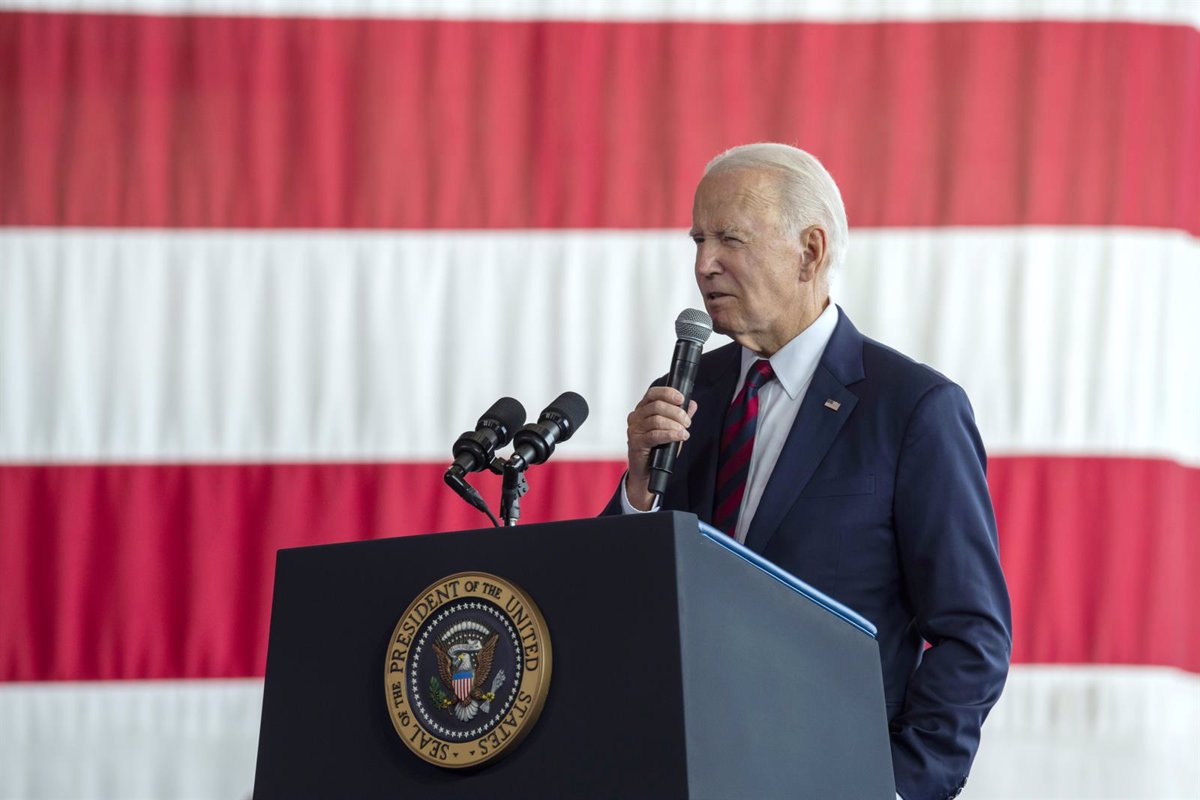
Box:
xmin=695 ymin=243 xmax=722 ymax=277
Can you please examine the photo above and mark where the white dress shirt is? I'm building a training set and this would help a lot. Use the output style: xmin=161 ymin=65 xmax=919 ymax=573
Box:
xmin=622 ymin=302 xmax=839 ymax=544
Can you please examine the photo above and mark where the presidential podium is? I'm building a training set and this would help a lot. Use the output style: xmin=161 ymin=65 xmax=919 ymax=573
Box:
xmin=253 ymin=511 xmax=895 ymax=799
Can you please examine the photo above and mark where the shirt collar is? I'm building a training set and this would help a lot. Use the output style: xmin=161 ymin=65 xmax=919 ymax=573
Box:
xmin=737 ymin=302 xmax=839 ymax=400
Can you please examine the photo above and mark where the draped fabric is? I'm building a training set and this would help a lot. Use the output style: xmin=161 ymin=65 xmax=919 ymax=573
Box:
xmin=1 ymin=2 xmax=1198 ymax=798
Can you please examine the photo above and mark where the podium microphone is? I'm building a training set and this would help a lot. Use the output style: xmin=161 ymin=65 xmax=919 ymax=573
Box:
xmin=444 ymin=397 xmax=526 ymax=527
xmin=647 ymin=309 xmax=712 ymax=496
xmin=506 ymin=392 xmax=590 ymax=472
xmin=446 ymin=396 xmax=526 ymax=479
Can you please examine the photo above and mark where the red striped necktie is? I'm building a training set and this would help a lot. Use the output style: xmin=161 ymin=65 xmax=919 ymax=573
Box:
xmin=713 ymin=359 xmax=776 ymax=537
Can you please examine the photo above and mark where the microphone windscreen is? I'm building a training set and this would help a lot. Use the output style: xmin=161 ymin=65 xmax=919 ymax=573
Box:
xmin=675 ymin=308 xmax=713 ymax=345
xmin=480 ymin=396 xmax=527 ymax=446
xmin=545 ymin=391 xmax=589 ymax=440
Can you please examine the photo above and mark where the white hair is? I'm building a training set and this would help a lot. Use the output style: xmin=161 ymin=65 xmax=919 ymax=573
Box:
xmin=704 ymin=143 xmax=849 ymax=280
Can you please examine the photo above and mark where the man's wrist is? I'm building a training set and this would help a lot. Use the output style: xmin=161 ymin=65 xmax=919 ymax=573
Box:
xmin=619 ymin=472 xmax=660 ymax=514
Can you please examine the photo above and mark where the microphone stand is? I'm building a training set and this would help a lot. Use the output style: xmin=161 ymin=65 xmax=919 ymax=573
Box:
xmin=490 ymin=458 xmax=528 ymax=527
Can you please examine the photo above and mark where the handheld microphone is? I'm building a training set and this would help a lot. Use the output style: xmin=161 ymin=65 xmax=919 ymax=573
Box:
xmin=647 ymin=308 xmax=712 ymax=496
xmin=507 ymin=392 xmax=590 ymax=472
xmin=446 ymin=396 xmax=527 ymax=479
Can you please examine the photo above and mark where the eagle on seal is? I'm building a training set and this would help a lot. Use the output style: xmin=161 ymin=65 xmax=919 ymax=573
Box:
xmin=433 ymin=633 xmax=499 ymax=722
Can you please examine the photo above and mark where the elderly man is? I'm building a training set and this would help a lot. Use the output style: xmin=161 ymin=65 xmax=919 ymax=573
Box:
xmin=604 ymin=143 xmax=1012 ymax=800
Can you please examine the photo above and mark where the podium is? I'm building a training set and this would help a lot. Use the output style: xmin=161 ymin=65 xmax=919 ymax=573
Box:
xmin=253 ymin=511 xmax=895 ymax=799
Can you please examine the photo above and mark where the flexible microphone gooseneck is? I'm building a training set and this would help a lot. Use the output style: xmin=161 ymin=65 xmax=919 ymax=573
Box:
xmin=647 ymin=309 xmax=713 ymax=496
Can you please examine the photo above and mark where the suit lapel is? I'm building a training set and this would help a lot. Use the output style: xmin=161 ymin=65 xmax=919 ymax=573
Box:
xmin=743 ymin=308 xmax=866 ymax=553
xmin=743 ymin=367 xmax=858 ymax=551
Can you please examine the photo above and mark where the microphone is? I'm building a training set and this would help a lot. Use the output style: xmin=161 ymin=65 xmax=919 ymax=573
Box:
xmin=647 ymin=308 xmax=713 ymax=496
xmin=507 ymin=392 xmax=590 ymax=472
xmin=446 ymin=396 xmax=527 ymax=479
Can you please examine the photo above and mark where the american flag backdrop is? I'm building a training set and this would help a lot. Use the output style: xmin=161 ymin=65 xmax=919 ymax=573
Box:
xmin=1 ymin=1 xmax=1198 ymax=798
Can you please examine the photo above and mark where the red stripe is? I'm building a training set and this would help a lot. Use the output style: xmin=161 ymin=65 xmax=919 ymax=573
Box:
xmin=720 ymin=391 xmax=759 ymax=449
xmin=992 ymin=456 xmax=1200 ymax=673
xmin=1 ymin=14 xmax=1196 ymax=232
xmin=0 ymin=460 xmax=626 ymax=681
xmin=712 ymin=490 xmax=745 ymax=531
xmin=716 ymin=437 xmax=756 ymax=485
xmin=720 ymin=410 xmax=750 ymax=450
xmin=1 ymin=455 xmax=1197 ymax=681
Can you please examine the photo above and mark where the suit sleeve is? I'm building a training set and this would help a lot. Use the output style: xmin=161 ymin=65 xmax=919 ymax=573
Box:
xmin=890 ymin=382 xmax=1013 ymax=800
xmin=599 ymin=484 xmax=624 ymax=516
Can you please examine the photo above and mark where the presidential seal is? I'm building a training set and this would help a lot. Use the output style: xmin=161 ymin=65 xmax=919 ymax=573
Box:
xmin=384 ymin=572 xmax=552 ymax=768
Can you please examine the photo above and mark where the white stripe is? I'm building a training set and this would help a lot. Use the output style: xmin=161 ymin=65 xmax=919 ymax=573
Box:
xmin=0 ymin=679 xmax=262 ymax=800
xmin=1 ymin=0 xmax=1198 ymax=26
xmin=0 ymin=666 xmax=1195 ymax=799
xmin=839 ymin=227 xmax=1200 ymax=466
xmin=970 ymin=665 xmax=1200 ymax=799
xmin=2 ymin=227 xmax=1198 ymax=465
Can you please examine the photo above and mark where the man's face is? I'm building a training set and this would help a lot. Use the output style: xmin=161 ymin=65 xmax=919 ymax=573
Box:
xmin=690 ymin=167 xmax=808 ymax=355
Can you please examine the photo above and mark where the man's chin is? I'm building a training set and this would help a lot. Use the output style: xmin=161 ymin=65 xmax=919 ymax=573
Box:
xmin=706 ymin=314 xmax=735 ymax=339
xmin=704 ymin=311 xmax=754 ymax=348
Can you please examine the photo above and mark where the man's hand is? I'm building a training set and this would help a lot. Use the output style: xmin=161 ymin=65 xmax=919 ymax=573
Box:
xmin=624 ymin=387 xmax=698 ymax=511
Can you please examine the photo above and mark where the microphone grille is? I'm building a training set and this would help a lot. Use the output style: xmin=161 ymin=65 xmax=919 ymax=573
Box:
xmin=675 ymin=308 xmax=713 ymax=345
xmin=544 ymin=391 xmax=589 ymax=442
xmin=480 ymin=396 xmax=527 ymax=445
xmin=547 ymin=391 xmax=589 ymax=424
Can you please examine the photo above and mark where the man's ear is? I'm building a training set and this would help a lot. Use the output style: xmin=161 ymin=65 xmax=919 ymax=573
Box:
xmin=798 ymin=225 xmax=828 ymax=282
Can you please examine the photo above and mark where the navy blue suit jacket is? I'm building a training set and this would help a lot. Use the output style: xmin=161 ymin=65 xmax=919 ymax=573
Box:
xmin=604 ymin=309 xmax=1012 ymax=800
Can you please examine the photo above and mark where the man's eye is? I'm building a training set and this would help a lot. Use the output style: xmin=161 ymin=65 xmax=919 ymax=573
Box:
xmin=691 ymin=236 xmax=704 ymax=245
xmin=722 ymin=235 xmax=742 ymax=244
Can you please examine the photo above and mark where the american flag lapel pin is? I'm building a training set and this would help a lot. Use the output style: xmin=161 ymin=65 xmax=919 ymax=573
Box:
xmin=824 ymin=399 xmax=841 ymax=412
